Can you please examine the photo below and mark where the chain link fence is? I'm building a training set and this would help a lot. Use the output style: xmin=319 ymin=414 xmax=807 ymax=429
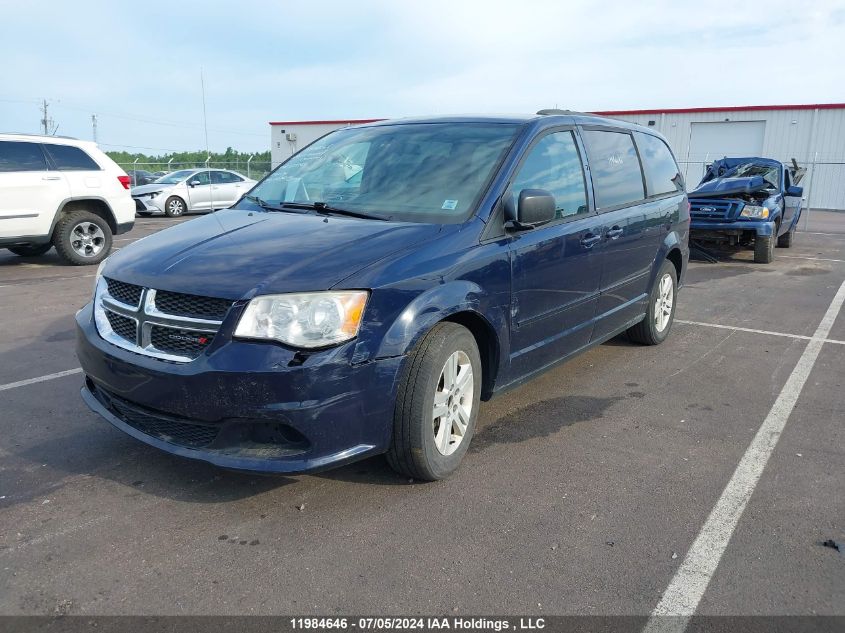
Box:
xmin=116 ymin=160 xmax=273 ymax=181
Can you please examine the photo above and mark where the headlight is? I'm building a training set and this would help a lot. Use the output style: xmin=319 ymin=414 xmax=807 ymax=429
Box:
xmin=234 ymin=291 xmax=369 ymax=348
xmin=740 ymin=205 xmax=769 ymax=219
xmin=94 ymin=257 xmax=109 ymax=296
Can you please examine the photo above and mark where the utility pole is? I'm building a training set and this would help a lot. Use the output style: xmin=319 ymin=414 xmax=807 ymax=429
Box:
xmin=40 ymin=99 xmax=57 ymax=135
xmin=91 ymin=114 xmax=98 ymax=142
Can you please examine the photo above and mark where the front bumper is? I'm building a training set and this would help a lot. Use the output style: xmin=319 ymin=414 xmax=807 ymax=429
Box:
xmin=690 ymin=219 xmax=774 ymax=238
xmin=75 ymin=303 xmax=404 ymax=473
xmin=132 ymin=196 xmax=165 ymax=215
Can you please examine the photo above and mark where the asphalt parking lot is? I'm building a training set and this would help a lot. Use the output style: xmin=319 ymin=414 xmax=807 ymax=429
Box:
xmin=1 ymin=213 xmax=843 ymax=617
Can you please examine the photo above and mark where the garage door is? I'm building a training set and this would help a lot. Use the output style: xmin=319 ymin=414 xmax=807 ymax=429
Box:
xmin=686 ymin=120 xmax=766 ymax=185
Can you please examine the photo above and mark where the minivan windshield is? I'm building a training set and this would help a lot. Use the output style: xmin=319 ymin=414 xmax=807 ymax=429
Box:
xmin=154 ymin=169 xmax=199 ymax=184
xmin=242 ymin=122 xmax=522 ymax=223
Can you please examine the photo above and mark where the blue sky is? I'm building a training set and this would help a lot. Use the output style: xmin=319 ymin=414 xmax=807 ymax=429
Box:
xmin=1 ymin=0 xmax=844 ymax=154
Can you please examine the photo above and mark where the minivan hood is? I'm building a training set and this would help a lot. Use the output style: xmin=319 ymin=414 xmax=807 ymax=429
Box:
xmin=103 ymin=209 xmax=442 ymax=298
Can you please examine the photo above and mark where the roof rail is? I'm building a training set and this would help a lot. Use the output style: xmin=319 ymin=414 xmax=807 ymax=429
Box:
xmin=536 ymin=109 xmax=576 ymax=115
xmin=1 ymin=132 xmax=79 ymax=140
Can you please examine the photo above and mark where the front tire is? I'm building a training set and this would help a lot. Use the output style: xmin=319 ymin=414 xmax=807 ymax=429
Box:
xmin=628 ymin=260 xmax=677 ymax=345
xmin=8 ymin=244 xmax=52 ymax=257
xmin=754 ymin=234 xmax=775 ymax=263
xmin=386 ymin=322 xmax=482 ymax=481
xmin=52 ymin=211 xmax=112 ymax=266
xmin=777 ymin=225 xmax=795 ymax=248
xmin=164 ymin=196 xmax=186 ymax=217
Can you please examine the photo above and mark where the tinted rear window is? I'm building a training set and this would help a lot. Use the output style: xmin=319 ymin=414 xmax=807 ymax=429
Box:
xmin=43 ymin=144 xmax=101 ymax=171
xmin=0 ymin=141 xmax=48 ymax=172
xmin=634 ymin=132 xmax=683 ymax=196
xmin=582 ymin=130 xmax=645 ymax=209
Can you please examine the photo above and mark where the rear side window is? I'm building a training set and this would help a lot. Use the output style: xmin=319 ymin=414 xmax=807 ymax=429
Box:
xmin=634 ymin=132 xmax=683 ymax=196
xmin=582 ymin=130 xmax=645 ymax=209
xmin=43 ymin=144 xmax=101 ymax=171
xmin=511 ymin=131 xmax=588 ymax=219
xmin=212 ymin=171 xmax=244 ymax=184
xmin=0 ymin=141 xmax=48 ymax=172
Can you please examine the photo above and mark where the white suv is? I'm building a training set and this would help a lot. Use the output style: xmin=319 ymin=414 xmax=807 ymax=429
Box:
xmin=0 ymin=134 xmax=135 ymax=265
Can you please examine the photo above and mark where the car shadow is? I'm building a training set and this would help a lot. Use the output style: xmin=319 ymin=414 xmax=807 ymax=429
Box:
xmin=0 ymin=250 xmax=68 ymax=268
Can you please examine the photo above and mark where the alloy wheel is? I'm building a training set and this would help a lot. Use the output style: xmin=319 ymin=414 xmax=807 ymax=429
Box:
xmin=70 ymin=222 xmax=106 ymax=258
xmin=168 ymin=199 xmax=184 ymax=215
xmin=654 ymin=273 xmax=674 ymax=332
xmin=432 ymin=350 xmax=474 ymax=456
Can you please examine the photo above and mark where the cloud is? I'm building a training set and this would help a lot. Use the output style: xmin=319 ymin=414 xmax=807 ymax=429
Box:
xmin=1 ymin=0 xmax=843 ymax=152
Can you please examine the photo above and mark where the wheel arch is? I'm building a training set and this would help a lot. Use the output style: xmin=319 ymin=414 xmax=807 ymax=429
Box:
xmin=51 ymin=197 xmax=118 ymax=237
xmin=651 ymin=230 xmax=686 ymax=291
xmin=441 ymin=310 xmax=500 ymax=401
xmin=666 ymin=247 xmax=683 ymax=282
xmin=165 ymin=194 xmax=187 ymax=211
xmin=370 ymin=281 xmax=507 ymax=401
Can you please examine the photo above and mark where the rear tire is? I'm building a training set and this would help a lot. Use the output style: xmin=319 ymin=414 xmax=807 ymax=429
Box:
xmin=164 ymin=196 xmax=186 ymax=217
xmin=627 ymin=260 xmax=677 ymax=345
xmin=754 ymin=234 xmax=775 ymax=263
xmin=8 ymin=244 xmax=52 ymax=257
xmin=386 ymin=322 xmax=482 ymax=481
xmin=52 ymin=210 xmax=112 ymax=266
xmin=777 ymin=226 xmax=795 ymax=248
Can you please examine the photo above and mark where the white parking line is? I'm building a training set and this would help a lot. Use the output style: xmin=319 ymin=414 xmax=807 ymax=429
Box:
xmin=778 ymin=255 xmax=845 ymax=263
xmin=644 ymin=279 xmax=845 ymax=633
xmin=0 ymin=368 xmax=83 ymax=392
xmin=0 ymin=273 xmax=94 ymax=289
xmin=675 ymin=319 xmax=845 ymax=345
xmin=798 ymin=231 xmax=845 ymax=237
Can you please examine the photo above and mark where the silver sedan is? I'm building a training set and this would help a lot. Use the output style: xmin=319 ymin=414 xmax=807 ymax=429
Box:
xmin=131 ymin=169 xmax=256 ymax=217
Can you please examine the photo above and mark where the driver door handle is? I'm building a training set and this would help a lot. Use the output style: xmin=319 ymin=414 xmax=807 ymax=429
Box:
xmin=580 ymin=233 xmax=602 ymax=248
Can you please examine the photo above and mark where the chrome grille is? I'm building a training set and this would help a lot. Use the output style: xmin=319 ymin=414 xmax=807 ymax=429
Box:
xmin=94 ymin=278 xmax=233 ymax=362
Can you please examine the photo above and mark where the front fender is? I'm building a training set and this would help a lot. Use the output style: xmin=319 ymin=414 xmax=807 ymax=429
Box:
xmin=372 ymin=280 xmax=503 ymax=360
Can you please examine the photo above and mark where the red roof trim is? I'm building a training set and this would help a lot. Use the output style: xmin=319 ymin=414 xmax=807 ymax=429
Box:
xmin=268 ymin=119 xmax=384 ymax=126
xmin=592 ymin=103 xmax=845 ymax=116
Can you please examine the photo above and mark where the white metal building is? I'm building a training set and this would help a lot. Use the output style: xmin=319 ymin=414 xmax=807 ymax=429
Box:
xmin=596 ymin=103 xmax=845 ymax=211
xmin=270 ymin=104 xmax=845 ymax=210
xmin=269 ymin=119 xmax=381 ymax=167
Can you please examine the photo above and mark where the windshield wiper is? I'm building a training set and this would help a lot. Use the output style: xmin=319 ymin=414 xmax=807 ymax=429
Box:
xmin=243 ymin=195 xmax=308 ymax=214
xmin=278 ymin=201 xmax=388 ymax=221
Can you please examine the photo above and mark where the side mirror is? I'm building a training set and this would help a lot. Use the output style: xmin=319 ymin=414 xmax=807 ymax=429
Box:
xmin=505 ymin=189 xmax=556 ymax=230
xmin=786 ymin=185 xmax=803 ymax=197
xmin=189 ymin=179 xmax=200 ymax=187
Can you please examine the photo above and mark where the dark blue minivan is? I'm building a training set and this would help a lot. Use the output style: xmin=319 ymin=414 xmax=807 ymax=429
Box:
xmin=76 ymin=112 xmax=690 ymax=480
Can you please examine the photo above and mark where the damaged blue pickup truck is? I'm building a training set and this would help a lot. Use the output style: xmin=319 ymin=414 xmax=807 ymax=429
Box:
xmin=688 ymin=157 xmax=805 ymax=263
